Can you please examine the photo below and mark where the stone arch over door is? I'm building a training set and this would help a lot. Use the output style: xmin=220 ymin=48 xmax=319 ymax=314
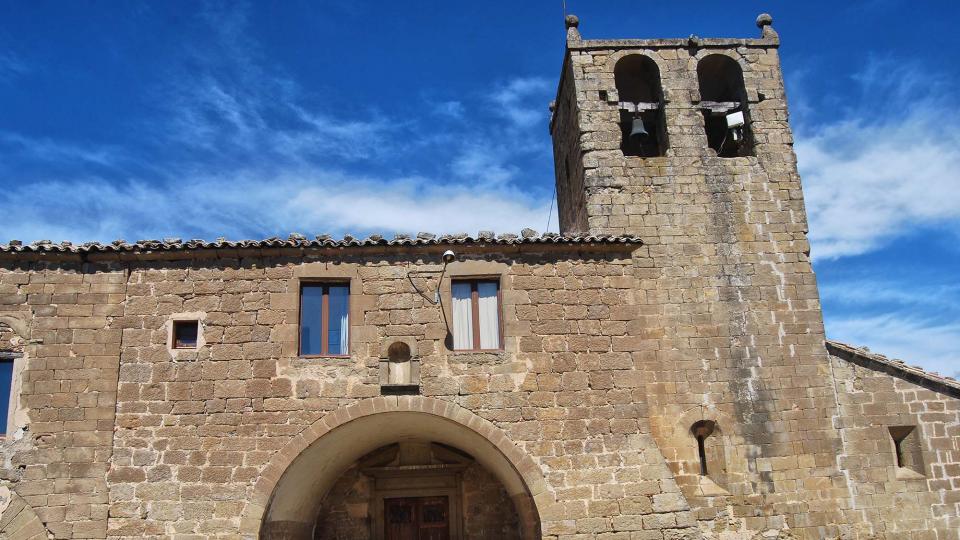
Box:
xmin=242 ymin=396 xmax=551 ymax=539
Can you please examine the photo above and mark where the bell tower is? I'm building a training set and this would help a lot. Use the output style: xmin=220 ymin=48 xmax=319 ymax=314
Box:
xmin=550 ymin=13 xmax=791 ymax=236
xmin=550 ymin=14 xmax=857 ymax=534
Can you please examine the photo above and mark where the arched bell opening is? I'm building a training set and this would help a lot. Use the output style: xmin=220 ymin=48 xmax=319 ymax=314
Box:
xmin=697 ymin=54 xmax=754 ymax=157
xmin=259 ymin=409 xmax=542 ymax=540
xmin=614 ymin=54 xmax=667 ymax=157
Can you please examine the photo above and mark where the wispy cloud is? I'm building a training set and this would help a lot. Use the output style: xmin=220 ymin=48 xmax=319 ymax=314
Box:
xmin=0 ymin=5 xmax=557 ymax=244
xmin=157 ymin=4 xmax=396 ymax=164
xmin=795 ymin=59 xmax=960 ymax=259
xmin=821 ymin=280 xmax=960 ymax=312
xmin=2 ymin=172 xmax=549 ymax=243
xmin=0 ymin=132 xmax=123 ymax=168
xmin=0 ymin=51 xmax=27 ymax=83
xmin=489 ymin=77 xmax=552 ymax=129
xmin=433 ymin=101 xmax=465 ymax=120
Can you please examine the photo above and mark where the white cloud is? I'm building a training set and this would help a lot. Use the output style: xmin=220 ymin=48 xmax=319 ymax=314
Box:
xmin=795 ymin=60 xmax=960 ymax=259
xmin=820 ymin=280 xmax=960 ymax=311
xmin=1 ymin=171 xmax=550 ymax=244
xmin=0 ymin=51 xmax=27 ymax=83
xmin=433 ymin=101 xmax=465 ymax=120
xmin=0 ymin=3 xmax=561 ymax=247
xmin=826 ymin=314 xmax=960 ymax=379
xmin=0 ymin=132 xmax=123 ymax=168
xmin=490 ymin=77 xmax=552 ymax=128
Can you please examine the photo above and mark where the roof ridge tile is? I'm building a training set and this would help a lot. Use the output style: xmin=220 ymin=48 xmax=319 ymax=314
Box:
xmin=0 ymin=231 xmax=643 ymax=255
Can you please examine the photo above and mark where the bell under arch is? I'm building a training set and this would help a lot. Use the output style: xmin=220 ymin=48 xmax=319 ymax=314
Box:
xmin=252 ymin=397 xmax=546 ymax=540
xmin=613 ymin=54 xmax=667 ymax=157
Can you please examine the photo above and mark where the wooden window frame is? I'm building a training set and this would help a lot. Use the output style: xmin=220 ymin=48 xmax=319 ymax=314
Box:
xmin=299 ymin=281 xmax=351 ymax=358
xmin=172 ymin=320 xmax=199 ymax=349
xmin=452 ymin=278 xmax=503 ymax=352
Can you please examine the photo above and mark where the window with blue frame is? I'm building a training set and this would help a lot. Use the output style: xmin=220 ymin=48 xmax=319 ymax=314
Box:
xmin=299 ymin=283 xmax=350 ymax=356
xmin=0 ymin=358 xmax=13 ymax=436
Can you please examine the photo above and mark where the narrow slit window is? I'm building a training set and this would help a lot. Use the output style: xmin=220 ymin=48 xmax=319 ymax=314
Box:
xmin=451 ymin=280 xmax=501 ymax=351
xmin=889 ymin=426 xmax=924 ymax=475
xmin=691 ymin=420 xmax=717 ymax=477
xmin=300 ymin=283 xmax=350 ymax=357
xmin=173 ymin=320 xmax=199 ymax=349
xmin=894 ymin=436 xmax=905 ymax=468
xmin=697 ymin=434 xmax=708 ymax=475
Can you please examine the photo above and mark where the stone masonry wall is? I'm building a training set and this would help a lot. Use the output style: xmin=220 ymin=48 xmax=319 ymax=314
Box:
xmin=96 ymin=245 xmax=700 ymax=539
xmin=552 ymin=58 xmax=589 ymax=235
xmin=313 ymin=467 xmax=372 ymax=539
xmin=827 ymin=348 xmax=960 ymax=539
xmin=0 ymin=259 xmax=125 ymax=539
xmin=461 ymin=461 xmax=522 ymax=539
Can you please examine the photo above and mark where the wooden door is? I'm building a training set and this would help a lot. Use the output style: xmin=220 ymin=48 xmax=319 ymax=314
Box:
xmin=385 ymin=496 xmax=449 ymax=540
xmin=417 ymin=497 xmax=449 ymax=540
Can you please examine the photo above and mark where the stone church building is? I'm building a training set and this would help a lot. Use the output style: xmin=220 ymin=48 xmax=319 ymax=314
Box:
xmin=0 ymin=13 xmax=958 ymax=540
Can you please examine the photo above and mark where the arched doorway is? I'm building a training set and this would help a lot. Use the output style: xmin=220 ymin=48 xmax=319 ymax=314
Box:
xmin=249 ymin=397 xmax=546 ymax=540
xmin=316 ymin=441 xmax=522 ymax=539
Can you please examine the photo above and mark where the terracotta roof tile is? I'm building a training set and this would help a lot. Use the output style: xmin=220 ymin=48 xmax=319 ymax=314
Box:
xmin=826 ymin=339 xmax=960 ymax=394
xmin=0 ymin=231 xmax=642 ymax=254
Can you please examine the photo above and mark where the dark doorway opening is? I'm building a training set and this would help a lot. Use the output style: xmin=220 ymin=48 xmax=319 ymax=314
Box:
xmin=385 ymin=496 xmax=450 ymax=540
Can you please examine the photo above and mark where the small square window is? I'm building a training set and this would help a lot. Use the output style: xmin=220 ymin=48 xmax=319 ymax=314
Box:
xmin=451 ymin=279 xmax=502 ymax=351
xmin=173 ymin=320 xmax=199 ymax=349
xmin=300 ymin=283 xmax=350 ymax=357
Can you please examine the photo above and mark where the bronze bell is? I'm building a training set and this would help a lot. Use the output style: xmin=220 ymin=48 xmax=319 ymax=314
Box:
xmin=629 ymin=116 xmax=648 ymax=142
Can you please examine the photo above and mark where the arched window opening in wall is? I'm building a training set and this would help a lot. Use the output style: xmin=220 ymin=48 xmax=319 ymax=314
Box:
xmin=697 ymin=54 xmax=753 ymax=157
xmin=691 ymin=420 xmax=715 ymax=476
xmin=387 ymin=341 xmax=412 ymax=385
xmin=690 ymin=419 xmax=729 ymax=489
xmin=614 ymin=55 xmax=667 ymax=157
xmin=381 ymin=341 xmax=419 ymax=395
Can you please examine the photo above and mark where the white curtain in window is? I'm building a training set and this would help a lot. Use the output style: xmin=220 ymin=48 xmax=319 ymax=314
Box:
xmin=477 ymin=282 xmax=500 ymax=349
xmin=329 ymin=286 xmax=349 ymax=355
xmin=452 ymin=282 xmax=473 ymax=350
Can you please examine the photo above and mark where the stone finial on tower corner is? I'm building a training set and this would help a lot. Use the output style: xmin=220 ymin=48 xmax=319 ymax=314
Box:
xmin=565 ymin=14 xmax=581 ymax=44
xmin=756 ymin=13 xmax=778 ymax=40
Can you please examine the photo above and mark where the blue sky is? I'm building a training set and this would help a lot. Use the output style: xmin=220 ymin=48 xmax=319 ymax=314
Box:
xmin=1 ymin=1 xmax=958 ymax=377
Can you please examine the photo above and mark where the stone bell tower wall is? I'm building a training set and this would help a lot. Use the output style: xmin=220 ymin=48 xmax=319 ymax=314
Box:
xmin=550 ymin=16 xmax=861 ymax=537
